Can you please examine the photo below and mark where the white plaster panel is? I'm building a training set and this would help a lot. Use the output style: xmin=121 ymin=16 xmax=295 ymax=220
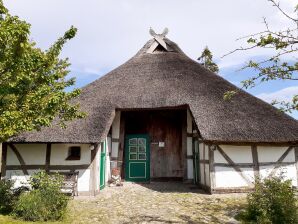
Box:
xmin=200 ymin=164 xmax=205 ymax=185
xmin=259 ymin=164 xmax=297 ymax=186
xmin=205 ymin=164 xmax=210 ymax=187
xmin=6 ymin=169 xmax=42 ymax=189
xmin=214 ymin=149 xmax=228 ymax=164
xmin=187 ymin=159 xmax=193 ymax=179
xmin=199 ymin=143 xmax=204 ymax=159
xmin=77 ymin=169 xmax=90 ymax=192
xmin=107 ymin=137 xmax=112 ymax=154
xmin=6 ymin=147 xmax=20 ymax=165
xmin=214 ymin=167 xmax=254 ymax=188
xmin=50 ymin=144 xmax=91 ymax=165
xmin=14 ymin=144 xmax=46 ymax=165
xmin=187 ymin=137 xmax=192 ymax=156
xmin=106 ymin=138 xmax=111 ymax=181
xmin=112 ymin=112 xmax=121 ymax=139
xmin=111 ymin=142 xmax=119 ymax=158
xmin=187 ymin=109 xmax=192 ymax=133
xmin=204 ymin=145 xmax=209 ymax=160
xmin=219 ymin=145 xmax=252 ymax=163
xmin=258 ymin=146 xmax=293 ymax=163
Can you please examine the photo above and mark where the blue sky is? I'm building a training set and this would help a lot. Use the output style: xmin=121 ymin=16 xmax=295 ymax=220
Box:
xmin=4 ymin=0 xmax=298 ymax=119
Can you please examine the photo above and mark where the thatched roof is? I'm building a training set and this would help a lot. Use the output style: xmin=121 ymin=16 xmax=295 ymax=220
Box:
xmin=11 ymin=37 xmax=298 ymax=144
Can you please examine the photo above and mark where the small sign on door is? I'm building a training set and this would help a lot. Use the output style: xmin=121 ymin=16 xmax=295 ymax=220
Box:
xmin=158 ymin=142 xmax=165 ymax=147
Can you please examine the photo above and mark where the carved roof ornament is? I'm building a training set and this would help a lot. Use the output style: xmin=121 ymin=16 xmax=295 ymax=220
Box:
xmin=147 ymin=27 xmax=170 ymax=53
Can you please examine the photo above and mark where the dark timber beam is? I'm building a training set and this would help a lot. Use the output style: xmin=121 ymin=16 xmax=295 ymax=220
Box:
xmin=1 ymin=143 xmax=7 ymax=178
xmin=181 ymin=110 xmax=187 ymax=181
xmin=8 ymin=143 xmax=29 ymax=175
xmin=45 ymin=143 xmax=51 ymax=173
xmin=251 ymin=145 xmax=259 ymax=179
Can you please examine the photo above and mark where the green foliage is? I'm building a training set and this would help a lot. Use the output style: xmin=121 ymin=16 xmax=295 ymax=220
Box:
xmin=239 ymin=176 xmax=298 ymax=224
xmin=198 ymin=46 xmax=219 ymax=73
xmin=225 ymin=0 xmax=298 ymax=112
xmin=13 ymin=171 xmax=69 ymax=221
xmin=0 ymin=0 xmax=85 ymax=142
xmin=0 ymin=179 xmax=15 ymax=214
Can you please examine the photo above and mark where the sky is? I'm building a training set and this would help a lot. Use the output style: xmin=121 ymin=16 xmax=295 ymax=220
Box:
xmin=3 ymin=0 xmax=298 ymax=119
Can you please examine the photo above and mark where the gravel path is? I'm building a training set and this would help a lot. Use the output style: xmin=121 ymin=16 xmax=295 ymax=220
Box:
xmin=68 ymin=182 xmax=246 ymax=224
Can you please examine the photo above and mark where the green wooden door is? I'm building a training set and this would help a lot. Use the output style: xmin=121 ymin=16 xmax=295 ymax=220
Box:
xmin=100 ymin=141 xmax=106 ymax=190
xmin=125 ymin=134 xmax=150 ymax=182
xmin=193 ymin=139 xmax=200 ymax=184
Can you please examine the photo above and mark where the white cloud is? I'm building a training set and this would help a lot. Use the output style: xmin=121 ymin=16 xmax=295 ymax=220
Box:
xmin=257 ymin=86 xmax=298 ymax=103
xmin=3 ymin=0 xmax=295 ymax=75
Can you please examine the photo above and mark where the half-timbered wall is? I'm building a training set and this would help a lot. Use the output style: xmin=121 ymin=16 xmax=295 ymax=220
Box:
xmin=110 ymin=111 xmax=121 ymax=174
xmin=198 ymin=142 xmax=211 ymax=190
xmin=211 ymin=145 xmax=297 ymax=193
xmin=186 ymin=110 xmax=193 ymax=180
xmin=2 ymin=143 xmax=100 ymax=196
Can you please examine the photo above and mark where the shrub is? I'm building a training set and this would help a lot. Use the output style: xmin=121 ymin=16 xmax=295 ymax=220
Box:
xmin=240 ymin=176 xmax=298 ymax=224
xmin=0 ymin=179 xmax=15 ymax=214
xmin=13 ymin=171 xmax=69 ymax=221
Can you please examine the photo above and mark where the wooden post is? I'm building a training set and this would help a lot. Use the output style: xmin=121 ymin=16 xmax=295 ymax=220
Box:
xmin=181 ymin=110 xmax=187 ymax=181
xmin=209 ymin=145 xmax=215 ymax=191
xmin=251 ymin=145 xmax=259 ymax=181
xmin=89 ymin=143 xmax=99 ymax=196
xmin=45 ymin=143 xmax=51 ymax=173
xmin=1 ymin=143 xmax=7 ymax=179
xmin=118 ymin=113 xmax=125 ymax=178
xmin=203 ymin=143 xmax=206 ymax=186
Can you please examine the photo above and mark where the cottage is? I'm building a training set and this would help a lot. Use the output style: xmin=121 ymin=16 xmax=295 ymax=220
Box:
xmin=1 ymin=29 xmax=298 ymax=195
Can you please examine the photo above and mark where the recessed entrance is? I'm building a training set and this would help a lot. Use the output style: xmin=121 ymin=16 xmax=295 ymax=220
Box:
xmin=122 ymin=109 xmax=185 ymax=181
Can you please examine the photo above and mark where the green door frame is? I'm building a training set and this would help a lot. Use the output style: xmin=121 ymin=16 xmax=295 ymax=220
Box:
xmin=125 ymin=134 xmax=150 ymax=182
xmin=100 ymin=140 xmax=106 ymax=190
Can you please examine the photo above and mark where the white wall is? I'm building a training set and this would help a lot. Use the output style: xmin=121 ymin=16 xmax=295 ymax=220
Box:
xmin=213 ymin=145 xmax=297 ymax=189
xmin=5 ymin=143 xmax=92 ymax=192
xmin=258 ymin=146 xmax=297 ymax=187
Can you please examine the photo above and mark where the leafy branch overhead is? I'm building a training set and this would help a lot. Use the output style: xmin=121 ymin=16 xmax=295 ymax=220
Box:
xmin=0 ymin=0 xmax=85 ymax=142
xmin=224 ymin=0 xmax=298 ymax=113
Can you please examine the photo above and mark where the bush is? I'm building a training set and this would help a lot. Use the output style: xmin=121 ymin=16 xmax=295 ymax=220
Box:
xmin=240 ymin=176 xmax=298 ymax=224
xmin=13 ymin=171 xmax=69 ymax=221
xmin=0 ymin=179 xmax=15 ymax=214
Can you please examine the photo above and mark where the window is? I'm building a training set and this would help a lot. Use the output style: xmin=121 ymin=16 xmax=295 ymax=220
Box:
xmin=66 ymin=146 xmax=81 ymax=160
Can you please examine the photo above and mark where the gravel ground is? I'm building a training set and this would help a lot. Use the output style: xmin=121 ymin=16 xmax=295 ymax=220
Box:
xmin=68 ymin=182 xmax=246 ymax=224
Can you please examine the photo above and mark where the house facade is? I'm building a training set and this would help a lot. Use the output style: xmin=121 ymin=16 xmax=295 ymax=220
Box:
xmin=1 ymin=30 xmax=298 ymax=195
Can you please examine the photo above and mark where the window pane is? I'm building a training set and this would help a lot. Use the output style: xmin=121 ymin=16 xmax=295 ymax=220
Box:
xmin=138 ymin=153 xmax=146 ymax=160
xmin=138 ymin=138 xmax=146 ymax=146
xmin=129 ymin=153 xmax=137 ymax=160
xmin=129 ymin=138 xmax=137 ymax=145
xmin=138 ymin=146 xmax=146 ymax=153
xmin=129 ymin=146 xmax=137 ymax=153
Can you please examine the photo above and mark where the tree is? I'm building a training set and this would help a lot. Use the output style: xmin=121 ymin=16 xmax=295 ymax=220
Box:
xmin=224 ymin=0 xmax=298 ymax=113
xmin=0 ymin=1 xmax=85 ymax=142
xmin=198 ymin=46 xmax=219 ymax=73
